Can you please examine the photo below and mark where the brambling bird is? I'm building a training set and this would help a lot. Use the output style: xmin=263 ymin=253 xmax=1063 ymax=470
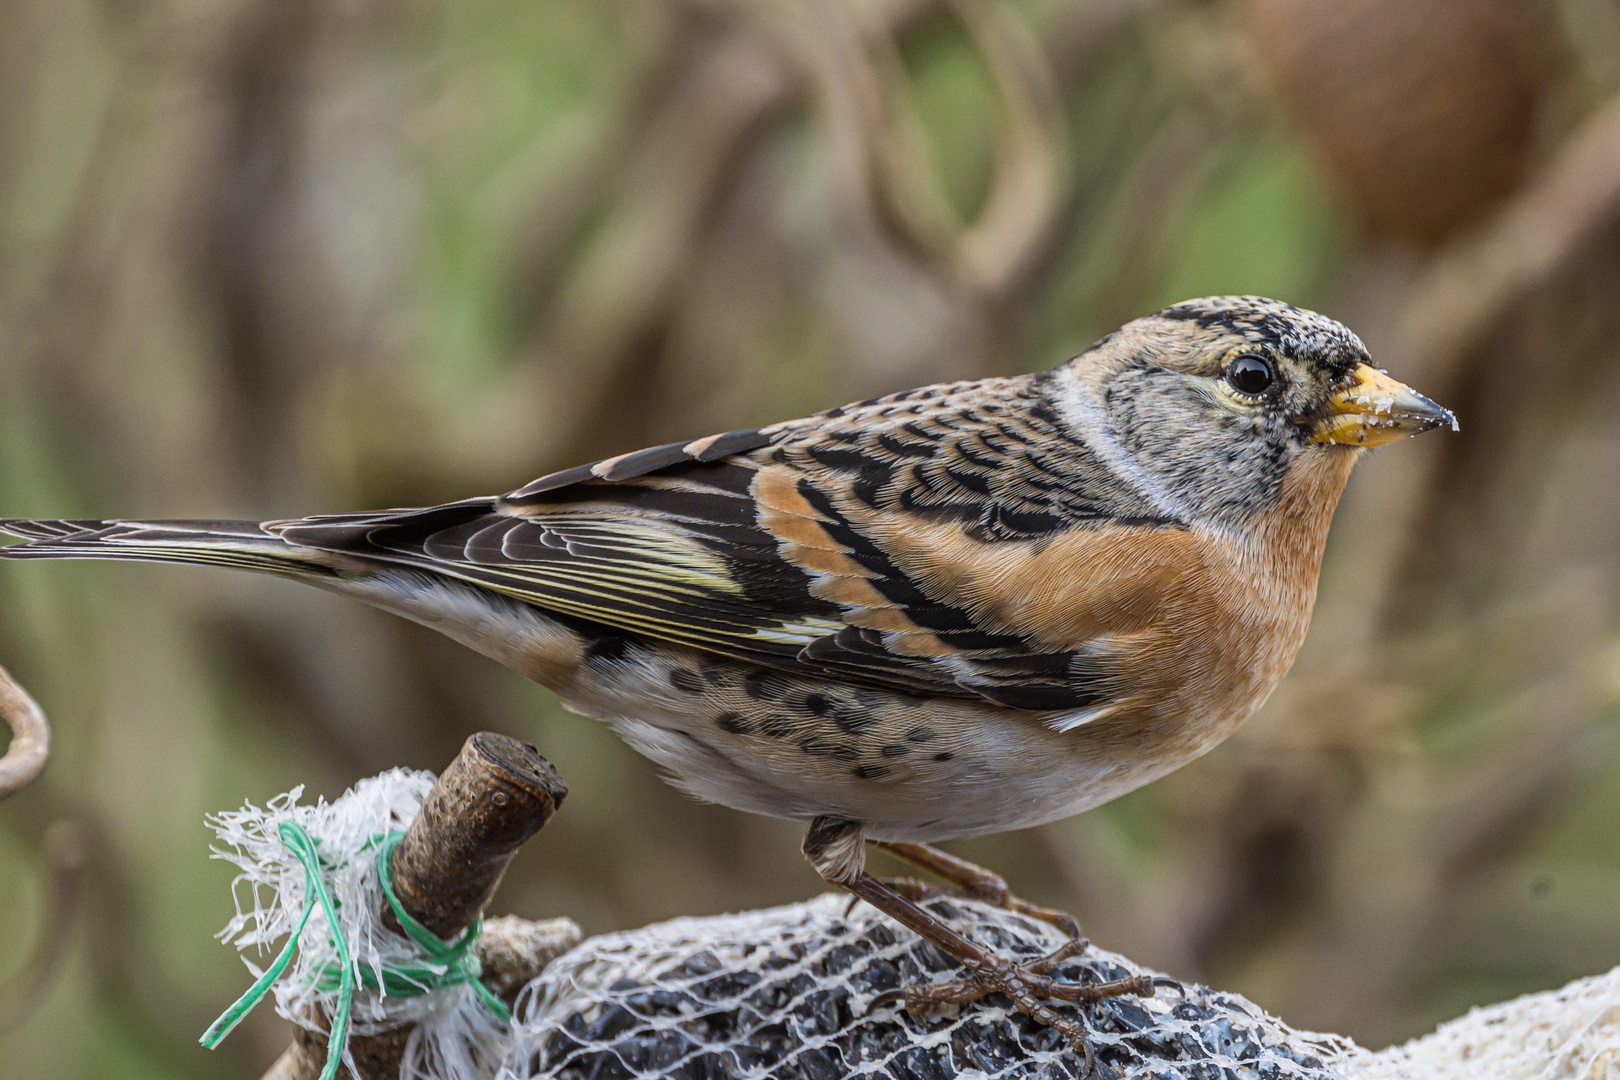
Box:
xmin=0 ymin=296 xmax=1454 ymax=1061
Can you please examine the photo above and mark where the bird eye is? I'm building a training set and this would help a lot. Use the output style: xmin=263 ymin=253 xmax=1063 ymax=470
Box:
xmin=1226 ymin=355 xmax=1274 ymax=396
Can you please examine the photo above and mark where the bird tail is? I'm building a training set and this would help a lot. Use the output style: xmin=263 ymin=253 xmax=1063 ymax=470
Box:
xmin=0 ymin=518 xmax=346 ymax=579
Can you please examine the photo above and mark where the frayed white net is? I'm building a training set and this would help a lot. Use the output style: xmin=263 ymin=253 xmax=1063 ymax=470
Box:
xmin=1358 ymin=966 xmax=1620 ymax=1080
xmin=209 ymin=769 xmax=510 ymax=1080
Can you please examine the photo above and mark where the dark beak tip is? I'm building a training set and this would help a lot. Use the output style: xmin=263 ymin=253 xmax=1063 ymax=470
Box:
xmin=1411 ymin=393 xmax=1459 ymax=435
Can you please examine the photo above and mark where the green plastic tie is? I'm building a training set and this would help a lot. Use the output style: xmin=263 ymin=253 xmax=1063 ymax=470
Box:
xmin=319 ymin=831 xmax=512 ymax=1024
xmin=201 ymin=821 xmax=354 ymax=1080
xmin=201 ymin=823 xmax=509 ymax=1078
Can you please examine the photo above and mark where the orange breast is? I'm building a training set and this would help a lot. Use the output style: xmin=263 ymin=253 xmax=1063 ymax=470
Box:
xmin=870 ymin=447 xmax=1359 ymax=757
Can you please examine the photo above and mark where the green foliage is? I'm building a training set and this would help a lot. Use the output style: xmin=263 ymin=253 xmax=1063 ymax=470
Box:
xmin=901 ymin=14 xmax=1002 ymax=224
xmin=1152 ymin=135 xmax=1343 ymax=311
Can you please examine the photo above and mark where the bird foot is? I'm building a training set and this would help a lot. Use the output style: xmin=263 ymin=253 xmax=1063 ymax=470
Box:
xmin=874 ymin=937 xmax=1181 ymax=1077
xmin=812 ymin=826 xmax=1180 ymax=1074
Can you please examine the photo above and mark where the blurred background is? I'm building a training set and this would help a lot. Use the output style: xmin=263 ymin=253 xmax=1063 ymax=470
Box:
xmin=2 ymin=0 xmax=1620 ymax=1074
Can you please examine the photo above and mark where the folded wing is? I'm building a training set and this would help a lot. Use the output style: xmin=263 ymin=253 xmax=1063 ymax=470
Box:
xmin=272 ymin=379 xmax=1186 ymax=713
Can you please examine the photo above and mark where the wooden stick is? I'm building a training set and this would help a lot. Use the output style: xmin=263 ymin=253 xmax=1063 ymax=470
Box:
xmin=385 ymin=732 xmax=566 ymax=940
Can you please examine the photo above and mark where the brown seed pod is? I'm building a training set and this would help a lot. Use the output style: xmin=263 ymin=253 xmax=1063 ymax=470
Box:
xmin=1237 ymin=0 xmax=1563 ymax=244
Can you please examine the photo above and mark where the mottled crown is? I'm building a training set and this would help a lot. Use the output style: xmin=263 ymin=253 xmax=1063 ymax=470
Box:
xmin=1149 ymin=296 xmax=1369 ymax=381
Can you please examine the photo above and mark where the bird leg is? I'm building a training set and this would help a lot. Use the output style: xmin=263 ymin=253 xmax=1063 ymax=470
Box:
xmin=805 ymin=818 xmax=1164 ymax=1072
xmin=873 ymin=840 xmax=1083 ymax=938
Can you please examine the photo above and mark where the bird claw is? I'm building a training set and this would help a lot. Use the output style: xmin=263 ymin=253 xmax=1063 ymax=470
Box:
xmin=1151 ymin=974 xmax=1186 ymax=998
xmin=867 ymin=986 xmax=906 ymax=1012
xmin=867 ymin=936 xmax=1173 ymax=1077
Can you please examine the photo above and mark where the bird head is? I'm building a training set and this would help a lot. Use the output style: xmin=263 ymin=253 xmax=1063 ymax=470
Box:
xmin=1053 ymin=295 xmax=1455 ymax=528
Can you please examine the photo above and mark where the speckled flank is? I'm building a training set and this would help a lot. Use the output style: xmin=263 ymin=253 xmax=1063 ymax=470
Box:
xmin=559 ymin=631 xmax=1130 ymax=842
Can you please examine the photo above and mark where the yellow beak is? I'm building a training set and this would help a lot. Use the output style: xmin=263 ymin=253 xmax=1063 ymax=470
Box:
xmin=1309 ymin=363 xmax=1457 ymax=447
